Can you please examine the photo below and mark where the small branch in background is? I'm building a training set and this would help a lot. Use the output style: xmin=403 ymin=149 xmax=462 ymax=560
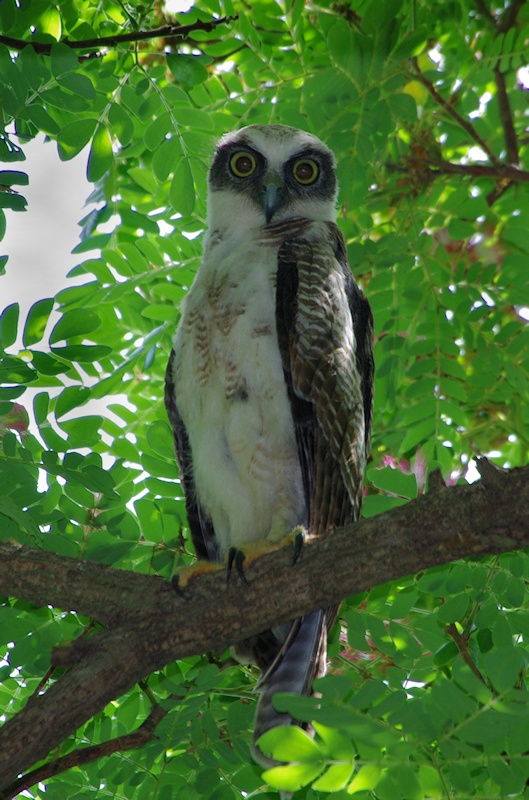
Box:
xmin=1 ymin=705 xmax=167 ymax=800
xmin=493 ymin=66 xmax=519 ymax=164
xmin=496 ymin=0 xmax=526 ymax=33
xmin=475 ymin=0 xmax=521 ymax=166
xmin=0 ymin=16 xmax=237 ymax=55
xmin=474 ymin=0 xmax=498 ymax=27
xmin=424 ymin=158 xmax=529 ymax=183
xmin=411 ymin=57 xmax=499 ymax=164
xmin=445 ymin=623 xmax=488 ymax=686
xmin=386 ymin=156 xmax=528 ymax=205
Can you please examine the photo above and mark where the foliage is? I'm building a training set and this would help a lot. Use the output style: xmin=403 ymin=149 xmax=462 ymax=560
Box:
xmin=0 ymin=0 xmax=528 ymax=797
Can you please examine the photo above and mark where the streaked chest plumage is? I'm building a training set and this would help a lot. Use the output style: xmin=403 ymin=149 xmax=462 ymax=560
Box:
xmin=172 ymin=225 xmax=305 ymax=555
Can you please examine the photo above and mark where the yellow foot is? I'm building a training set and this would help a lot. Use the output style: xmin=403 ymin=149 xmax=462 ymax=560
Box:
xmin=227 ymin=526 xmax=307 ymax=584
xmin=171 ymin=560 xmax=223 ymax=596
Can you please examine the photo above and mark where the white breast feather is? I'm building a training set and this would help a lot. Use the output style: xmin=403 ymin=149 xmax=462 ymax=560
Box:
xmin=173 ymin=225 xmax=305 ymax=555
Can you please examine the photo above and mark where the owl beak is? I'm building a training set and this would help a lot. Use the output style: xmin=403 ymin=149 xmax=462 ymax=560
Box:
xmin=262 ymin=179 xmax=284 ymax=224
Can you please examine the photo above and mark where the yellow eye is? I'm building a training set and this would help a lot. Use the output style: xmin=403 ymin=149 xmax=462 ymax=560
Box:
xmin=230 ymin=151 xmax=257 ymax=177
xmin=292 ymin=158 xmax=319 ymax=185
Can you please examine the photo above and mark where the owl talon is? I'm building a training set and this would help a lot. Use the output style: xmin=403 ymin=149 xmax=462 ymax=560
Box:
xmin=171 ymin=574 xmax=189 ymax=599
xmin=227 ymin=547 xmax=249 ymax=585
xmin=292 ymin=530 xmax=304 ymax=565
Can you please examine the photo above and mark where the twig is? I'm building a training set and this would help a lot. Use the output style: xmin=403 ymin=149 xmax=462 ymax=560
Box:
xmin=474 ymin=0 xmax=522 ymax=165
xmin=0 ymin=16 xmax=237 ymax=55
xmin=387 ymin=156 xmax=529 ymax=184
xmin=474 ymin=0 xmax=497 ymax=27
xmin=445 ymin=623 xmax=488 ymax=686
xmin=497 ymin=0 xmax=526 ymax=33
xmin=1 ymin=705 xmax=167 ymax=800
xmin=411 ymin=57 xmax=499 ymax=164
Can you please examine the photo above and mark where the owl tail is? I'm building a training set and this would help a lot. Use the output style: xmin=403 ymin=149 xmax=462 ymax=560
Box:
xmin=251 ymin=609 xmax=326 ymax=771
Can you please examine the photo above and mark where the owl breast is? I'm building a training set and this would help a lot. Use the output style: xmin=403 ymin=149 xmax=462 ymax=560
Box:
xmin=172 ymin=227 xmax=306 ymax=555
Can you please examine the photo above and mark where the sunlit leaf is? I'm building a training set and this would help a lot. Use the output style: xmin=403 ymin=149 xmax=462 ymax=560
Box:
xmin=87 ymin=124 xmax=113 ymax=182
xmin=257 ymin=726 xmax=324 ymax=763
xmin=58 ymin=118 xmax=98 ymax=161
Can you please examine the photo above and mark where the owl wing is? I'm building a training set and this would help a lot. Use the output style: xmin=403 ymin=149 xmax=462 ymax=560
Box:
xmin=276 ymin=221 xmax=374 ymax=535
xmin=252 ymin=222 xmax=374 ymax=766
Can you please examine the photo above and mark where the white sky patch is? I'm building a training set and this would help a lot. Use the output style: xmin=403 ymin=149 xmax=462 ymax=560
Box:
xmin=164 ymin=0 xmax=195 ymax=13
xmin=466 ymin=146 xmax=489 ymax=161
xmin=517 ymin=65 xmax=529 ymax=89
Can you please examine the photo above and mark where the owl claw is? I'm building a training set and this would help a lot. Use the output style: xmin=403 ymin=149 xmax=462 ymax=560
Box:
xmin=227 ymin=547 xmax=249 ymax=585
xmin=292 ymin=530 xmax=305 ymax=565
xmin=170 ymin=574 xmax=189 ymax=599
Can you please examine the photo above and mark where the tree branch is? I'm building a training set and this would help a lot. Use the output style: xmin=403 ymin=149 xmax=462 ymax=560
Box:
xmin=387 ymin=155 xmax=529 ymax=204
xmin=425 ymin=157 xmax=529 ymax=183
xmin=410 ymin=57 xmax=499 ymax=164
xmin=0 ymin=459 xmax=528 ymax=792
xmin=0 ymin=16 xmax=237 ymax=55
xmin=2 ymin=705 xmax=167 ymax=800
xmin=494 ymin=64 xmax=519 ymax=164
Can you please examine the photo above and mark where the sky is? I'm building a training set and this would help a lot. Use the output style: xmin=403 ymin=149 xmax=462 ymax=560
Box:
xmin=1 ymin=135 xmax=90 ymax=333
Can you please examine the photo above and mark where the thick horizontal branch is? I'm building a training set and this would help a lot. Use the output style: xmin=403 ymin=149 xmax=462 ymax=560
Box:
xmin=0 ymin=460 xmax=528 ymax=790
xmin=0 ymin=16 xmax=236 ymax=55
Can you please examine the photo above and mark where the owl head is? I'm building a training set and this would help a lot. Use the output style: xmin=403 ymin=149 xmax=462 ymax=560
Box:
xmin=207 ymin=124 xmax=338 ymax=229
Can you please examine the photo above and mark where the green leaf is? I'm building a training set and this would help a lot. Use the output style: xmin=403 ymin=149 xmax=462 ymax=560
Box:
xmin=54 ymin=386 xmax=91 ymax=419
xmin=50 ymin=344 xmax=112 ymax=363
xmin=87 ymin=124 xmax=113 ymax=182
xmin=313 ymin=762 xmax=354 ymax=791
xmin=347 ymin=763 xmax=382 ymax=794
xmin=23 ymin=298 xmax=54 ymax=347
xmin=263 ymin=762 xmax=324 ymax=792
xmin=152 ymin=137 xmax=183 ymax=182
xmin=0 ymin=191 xmax=27 ymax=211
xmin=58 ymin=73 xmax=96 ymax=100
xmin=257 ymin=725 xmax=324 ymax=763
xmin=368 ymin=467 xmax=417 ymax=499
xmin=0 ymin=303 xmax=19 ymax=349
xmin=144 ymin=112 xmax=172 ymax=151
xmin=108 ymin=103 xmax=134 ymax=147
xmin=436 ymin=593 xmax=470 ymax=624
xmin=312 ymin=722 xmax=355 ymax=759
xmin=50 ymin=42 xmax=78 ymax=77
xmin=49 ymin=309 xmax=101 ymax=345
xmin=169 ymin=158 xmax=195 ymax=216
xmin=0 ymin=171 xmax=28 ymax=187
xmin=146 ymin=420 xmax=176 ymax=460
xmin=37 ymin=6 xmax=61 ymax=39
xmin=128 ymin=167 xmax=158 ymax=195
xmin=166 ymin=54 xmax=209 ymax=87
xmin=483 ymin=648 xmax=525 ymax=693
xmin=57 ymin=118 xmax=98 ymax=161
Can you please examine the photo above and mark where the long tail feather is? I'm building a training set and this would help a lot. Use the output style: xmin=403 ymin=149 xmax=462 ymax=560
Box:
xmin=251 ymin=609 xmax=326 ymax=768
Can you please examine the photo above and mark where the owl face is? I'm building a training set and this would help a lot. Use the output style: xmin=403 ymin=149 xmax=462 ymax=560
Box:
xmin=207 ymin=124 xmax=338 ymax=228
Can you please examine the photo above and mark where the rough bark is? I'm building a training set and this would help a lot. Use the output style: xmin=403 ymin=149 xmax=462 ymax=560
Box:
xmin=0 ymin=460 xmax=528 ymax=791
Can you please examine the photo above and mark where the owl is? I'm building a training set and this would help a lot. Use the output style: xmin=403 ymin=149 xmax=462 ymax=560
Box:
xmin=165 ymin=124 xmax=374 ymax=767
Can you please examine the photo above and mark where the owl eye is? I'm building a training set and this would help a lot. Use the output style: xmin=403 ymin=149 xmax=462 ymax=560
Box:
xmin=230 ymin=151 xmax=257 ymax=177
xmin=292 ymin=158 xmax=319 ymax=185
